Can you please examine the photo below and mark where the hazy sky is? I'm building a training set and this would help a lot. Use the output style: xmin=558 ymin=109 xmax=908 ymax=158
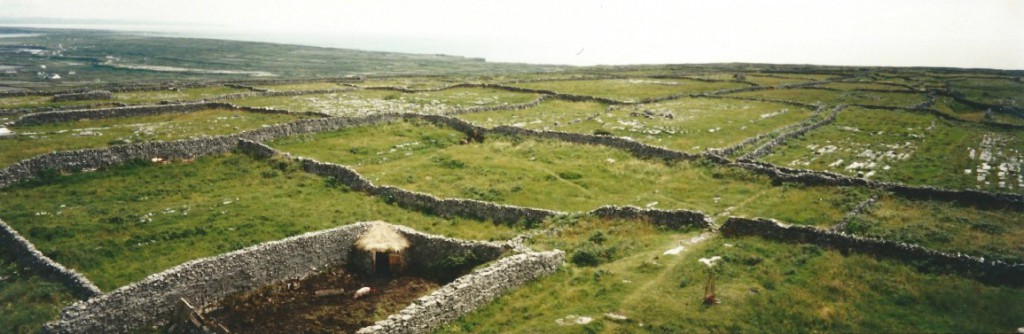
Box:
xmin=2 ymin=0 xmax=1022 ymax=69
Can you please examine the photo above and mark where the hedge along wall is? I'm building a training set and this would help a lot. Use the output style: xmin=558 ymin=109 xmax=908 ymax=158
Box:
xmin=0 ymin=218 xmax=102 ymax=299
xmin=41 ymin=222 xmax=521 ymax=334
xmin=719 ymin=217 xmax=1024 ymax=287
xmin=357 ymin=250 xmax=565 ymax=334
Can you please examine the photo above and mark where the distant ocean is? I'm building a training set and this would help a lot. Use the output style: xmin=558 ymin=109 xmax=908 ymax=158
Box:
xmin=0 ymin=22 xmax=580 ymax=66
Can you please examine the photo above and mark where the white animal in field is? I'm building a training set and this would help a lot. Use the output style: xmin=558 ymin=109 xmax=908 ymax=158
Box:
xmin=353 ymin=287 xmax=374 ymax=300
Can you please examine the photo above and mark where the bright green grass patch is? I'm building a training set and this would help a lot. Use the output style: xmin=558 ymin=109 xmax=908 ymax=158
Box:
xmin=510 ymin=79 xmax=746 ymax=101
xmin=444 ymin=221 xmax=1024 ymax=333
xmin=0 ymin=153 xmax=517 ymax=290
xmin=948 ymin=78 xmax=1024 ymax=108
xmin=0 ymin=243 xmax=78 ymax=334
xmin=459 ymin=97 xmax=816 ymax=153
xmin=730 ymin=88 xmax=930 ymax=108
xmin=269 ymin=120 xmax=864 ymax=224
xmin=251 ymin=82 xmax=347 ymax=91
xmin=113 ymin=86 xmax=249 ymax=104
xmin=0 ymin=108 xmax=311 ymax=167
xmin=845 ymin=196 xmax=1023 ymax=262
xmin=763 ymin=107 xmax=1024 ymax=193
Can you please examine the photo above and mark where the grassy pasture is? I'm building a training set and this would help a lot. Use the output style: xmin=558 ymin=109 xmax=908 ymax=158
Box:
xmin=443 ymin=218 xmax=1024 ymax=333
xmin=227 ymin=88 xmax=539 ymax=116
xmin=510 ymin=79 xmax=747 ymax=101
xmin=729 ymin=88 xmax=930 ymax=108
xmin=0 ymin=243 xmax=78 ymax=334
xmin=844 ymin=196 xmax=1023 ymax=262
xmin=0 ymin=108 xmax=311 ymax=167
xmin=763 ymin=107 xmax=1024 ymax=193
xmin=268 ymin=120 xmax=866 ymax=225
xmin=0 ymin=153 xmax=518 ymax=290
xmin=459 ymin=97 xmax=816 ymax=153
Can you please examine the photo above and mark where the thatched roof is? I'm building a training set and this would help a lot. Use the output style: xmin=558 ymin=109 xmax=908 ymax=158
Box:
xmin=355 ymin=222 xmax=410 ymax=253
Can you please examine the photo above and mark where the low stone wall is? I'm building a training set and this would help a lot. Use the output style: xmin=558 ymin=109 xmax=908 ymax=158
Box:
xmin=0 ymin=218 xmax=102 ymax=300
xmin=41 ymin=222 xmax=514 ymax=333
xmin=51 ymin=90 xmax=112 ymax=102
xmin=720 ymin=217 xmax=1024 ymax=286
xmin=293 ymin=156 xmax=565 ymax=225
xmin=733 ymin=159 xmax=1024 ymax=210
xmin=701 ymin=95 xmax=822 ymax=111
xmin=490 ymin=125 xmax=698 ymax=162
xmin=740 ymin=105 xmax=842 ymax=160
xmin=14 ymin=102 xmax=213 ymax=126
xmin=0 ymin=114 xmax=401 ymax=189
xmin=589 ymin=205 xmax=712 ymax=229
xmin=357 ymin=250 xmax=564 ymax=334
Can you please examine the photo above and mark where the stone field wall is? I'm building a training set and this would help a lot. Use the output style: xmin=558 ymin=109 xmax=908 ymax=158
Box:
xmin=240 ymin=139 xmax=713 ymax=229
xmin=720 ymin=217 xmax=1024 ymax=286
xmin=0 ymin=218 xmax=102 ymax=299
xmin=357 ymin=250 xmax=564 ymax=334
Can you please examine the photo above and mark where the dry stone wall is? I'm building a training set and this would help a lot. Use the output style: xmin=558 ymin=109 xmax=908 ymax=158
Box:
xmin=14 ymin=102 xmax=213 ymax=126
xmin=490 ymin=125 xmax=698 ymax=162
xmin=739 ymin=105 xmax=842 ymax=160
xmin=0 ymin=114 xmax=402 ymax=189
xmin=590 ymin=205 xmax=713 ymax=229
xmin=240 ymin=140 xmax=713 ymax=229
xmin=0 ymin=218 xmax=102 ymax=299
xmin=720 ymin=217 xmax=1024 ymax=286
xmin=357 ymin=250 xmax=564 ymax=334
xmin=41 ymin=222 xmax=516 ymax=333
xmin=733 ymin=159 xmax=1024 ymax=210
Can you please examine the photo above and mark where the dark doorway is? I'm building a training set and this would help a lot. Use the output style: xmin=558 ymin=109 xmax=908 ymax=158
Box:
xmin=374 ymin=252 xmax=390 ymax=276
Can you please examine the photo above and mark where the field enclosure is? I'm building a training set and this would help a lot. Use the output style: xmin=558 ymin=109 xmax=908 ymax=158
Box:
xmin=2 ymin=56 xmax=1023 ymax=333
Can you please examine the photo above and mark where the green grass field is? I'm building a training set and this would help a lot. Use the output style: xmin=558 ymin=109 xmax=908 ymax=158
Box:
xmin=510 ymin=79 xmax=747 ymax=101
xmin=442 ymin=217 xmax=1024 ymax=333
xmin=843 ymin=196 xmax=1023 ymax=262
xmin=2 ymin=35 xmax=1022 ymax=332
xmin=226 ymin=87 xmax=540 ymax=116
xmin=0 ymin=108 xmax=312 ymax=166
xmin=268 ymin=120 xmax=866 ymax=225
xmin=0 ymin=243 xmax=78 ymax=334
xmin=459 ymin=97 xmax=817 ymax=152
xmin=729 ymin=88 xmax=930 ymax=108
xmin=763 ymin=107 xmax=1024 ymax=193
xmin=0 ymin=153 xmax=518 ymax=291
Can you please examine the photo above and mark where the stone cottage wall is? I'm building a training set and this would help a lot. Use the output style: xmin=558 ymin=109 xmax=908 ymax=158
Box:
xmin=357 ymin=250 xmax=564 ymax=334
xmin=41 ymin=222 xmax=515 ymax=333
